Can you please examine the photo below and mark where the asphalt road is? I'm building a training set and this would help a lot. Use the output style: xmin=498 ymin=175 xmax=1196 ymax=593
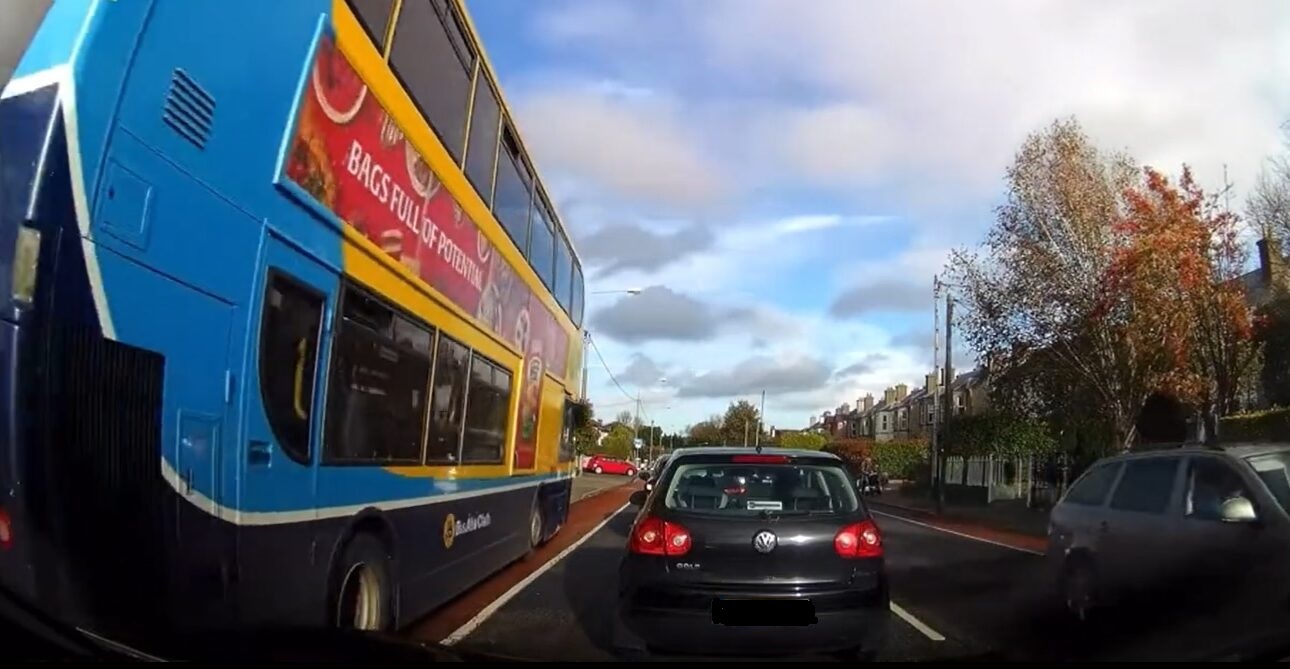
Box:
xmin=448 ymin=507 xmax=974 ymax=662
xmin=438 ymin=501 xmax=1290 ymax=662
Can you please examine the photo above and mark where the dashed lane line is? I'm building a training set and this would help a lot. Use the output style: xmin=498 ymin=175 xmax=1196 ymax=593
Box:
xmin=441 ymin=502 xmax=956 ymax=648
xmin=890 ymin=601 xmax=946 ymax=642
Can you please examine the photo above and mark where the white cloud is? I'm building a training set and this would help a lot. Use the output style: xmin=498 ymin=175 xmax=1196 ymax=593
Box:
xmin=580 ymin=222 xmax=714 ymax=277
xmin=514 ymin=83 xmax=727 ymax=211
xmin=531 ymin=0 xmax=1290 ymax=204
xmin=676 ymin=354 xmax=833 ymax=398
xmin=503 ymin=0 xmax=1290 ymax=431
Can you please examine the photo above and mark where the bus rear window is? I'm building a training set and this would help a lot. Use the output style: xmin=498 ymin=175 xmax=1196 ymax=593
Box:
xmin=663 ymin=462 xmax=859 ymax=515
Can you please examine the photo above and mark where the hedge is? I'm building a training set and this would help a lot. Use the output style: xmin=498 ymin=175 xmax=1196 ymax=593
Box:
xmin=873 ymin=440 xmax=929 ymax=480
xmin=1218 ymin=407 xmax=1290 ymax=443
xmin=943 ymin=413 xmax=1056 ymax=459
xmin=824 ymin=438 xmax=928 ymax=480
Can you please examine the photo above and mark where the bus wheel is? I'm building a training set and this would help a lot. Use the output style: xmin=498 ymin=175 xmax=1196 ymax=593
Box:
xmin=528 ymin=500 xmax=544 ymax=551
xmin=333 ymin=534 xmax=394 ymax=632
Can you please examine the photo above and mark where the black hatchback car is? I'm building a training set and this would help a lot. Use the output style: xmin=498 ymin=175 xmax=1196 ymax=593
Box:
xmin=615 ymin=447 xmax=889 ymax=659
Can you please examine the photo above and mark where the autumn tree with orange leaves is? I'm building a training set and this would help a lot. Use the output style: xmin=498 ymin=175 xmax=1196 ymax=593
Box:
xmin=950 ymin=119 xmax=1255 ymax=451
xmin=1110 ymin=167 xmax=1255 ymax=442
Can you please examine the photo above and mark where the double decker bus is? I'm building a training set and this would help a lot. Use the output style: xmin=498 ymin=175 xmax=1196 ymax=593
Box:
xmin=0 ymin=0 xmax=587 ymax=639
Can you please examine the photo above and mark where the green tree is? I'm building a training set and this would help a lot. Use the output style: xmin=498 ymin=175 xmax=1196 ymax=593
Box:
xmin=572 ymin=425 xmax=600 ymax=455
xmin=1258 ymin=295 xmax=1290 ymax=406
xmin=777 ymin=431 xmax=828 ymax=450
xmin=598 ymin=424 xmax=636 ymax=459
xmin=946 ymin=118 xmax=1235 ymax=451
xmin=720 ymin=400 xmax=763 ymax=446
xmin=688 ymin=417 xmax=723 ymax=445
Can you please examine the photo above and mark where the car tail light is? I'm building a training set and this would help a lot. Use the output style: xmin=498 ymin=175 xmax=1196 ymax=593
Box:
xmin=834 ymin=520 xmax=882 ymax=558
xmin=731 ymin=455 xmax=789 ymax=464
xmin=629 ymin=516 xmax=692 ymax=556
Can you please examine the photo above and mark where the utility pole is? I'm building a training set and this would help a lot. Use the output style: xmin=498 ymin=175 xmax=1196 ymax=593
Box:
xmin=633 ymin=391 xmax=641 ymax=461
xmin=938 ymin=291 xmax=954 ymax=515
xmin=931 ymin=276 xmax=941 ymax=508
xmin=755 ymin=390 xmax=766 ymax=447
xmin=648 ymin=419 xmax=656 ymax=463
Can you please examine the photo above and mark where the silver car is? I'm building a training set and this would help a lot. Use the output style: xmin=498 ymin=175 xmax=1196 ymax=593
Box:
xmin=1049 ymin=444 xmax=1290 ymax=623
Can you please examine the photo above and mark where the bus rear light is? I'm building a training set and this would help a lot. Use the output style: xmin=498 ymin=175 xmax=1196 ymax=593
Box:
xmin=0 ymin=506 xmax=12 ymax=550
xmin=12 ymin=225 xmax=41 ymax=305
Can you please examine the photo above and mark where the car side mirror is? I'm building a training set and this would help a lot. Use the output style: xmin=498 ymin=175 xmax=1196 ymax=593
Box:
xmin=1220 ymin=496 xmax=1259 ymax=524
xmin=628 ymin=490 xmax=648 ymax=507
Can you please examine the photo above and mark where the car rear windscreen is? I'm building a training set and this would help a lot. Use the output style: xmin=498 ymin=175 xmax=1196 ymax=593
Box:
xmin=662 ymin=461 xmax=859 ymax=515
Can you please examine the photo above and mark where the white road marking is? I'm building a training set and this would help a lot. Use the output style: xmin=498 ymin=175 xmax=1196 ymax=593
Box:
xmin=872 ymin=509 xmax=1047 ymax=556
xmin=890 ymin=602 xmax=946 ymax=642
xmin=442 ymin=502 xmax=631 ymax=645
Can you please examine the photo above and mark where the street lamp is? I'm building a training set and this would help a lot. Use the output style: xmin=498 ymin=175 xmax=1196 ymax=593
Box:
xmin=591 ymin=288 xmax=642 ymax=295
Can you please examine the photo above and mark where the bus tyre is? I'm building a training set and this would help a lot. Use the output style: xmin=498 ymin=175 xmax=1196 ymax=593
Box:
xmin=333 ymin=534 xmax=395 ymax=632
xmin=527 ymin=500 xmax=544 ymax=554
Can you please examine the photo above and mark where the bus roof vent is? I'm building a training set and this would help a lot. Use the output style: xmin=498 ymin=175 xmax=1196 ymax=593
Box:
xmin=162 ymin=69 xmax=214 ymax=149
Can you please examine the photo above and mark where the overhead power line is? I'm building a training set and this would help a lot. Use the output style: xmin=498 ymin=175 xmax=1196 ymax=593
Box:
xmin=587 ymin=334 xmax=636 ymax=404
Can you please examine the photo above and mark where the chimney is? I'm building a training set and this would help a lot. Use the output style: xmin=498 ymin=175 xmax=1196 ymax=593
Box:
xmin=840 ymin=402 xmax=851 ymax=414
xmin=1259 ymin=237 xmax=1286 ymax=289
xmin=862 ymin=394 xmax=874 ymax=412
xmin=809 ymin=414 xmax=816 ymax=426
xmin=883 ymin=388 xmax=896 ymax=404
xmin=925 ymin=372 xmax=938 ymax=393
xmin=895 ymin=383 xmax=908 ymax=401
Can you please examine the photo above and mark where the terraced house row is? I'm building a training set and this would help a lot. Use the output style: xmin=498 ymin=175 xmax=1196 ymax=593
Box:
xmin=812 ymin=368 xmax=990 ymax=442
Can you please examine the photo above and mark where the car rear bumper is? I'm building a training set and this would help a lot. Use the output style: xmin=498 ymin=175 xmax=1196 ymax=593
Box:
xmin=618 ymin=585 xmax=889 ymax=655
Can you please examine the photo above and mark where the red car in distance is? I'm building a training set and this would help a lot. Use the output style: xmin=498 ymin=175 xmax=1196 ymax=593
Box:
xmin=585 ymin=455 xmax=638 ymax=477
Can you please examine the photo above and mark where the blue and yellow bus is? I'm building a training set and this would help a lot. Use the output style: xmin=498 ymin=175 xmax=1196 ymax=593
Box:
xmin=0 ymin=0 xmax=587 ymax=638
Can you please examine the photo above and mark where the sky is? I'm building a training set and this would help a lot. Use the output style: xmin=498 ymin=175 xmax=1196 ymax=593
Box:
xmin=465 ymin=0 xmax=1290 ymax=434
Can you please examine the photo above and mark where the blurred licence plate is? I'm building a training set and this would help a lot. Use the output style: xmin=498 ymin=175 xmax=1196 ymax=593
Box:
xmin=711 ymin=598 xmax=816 ymax=626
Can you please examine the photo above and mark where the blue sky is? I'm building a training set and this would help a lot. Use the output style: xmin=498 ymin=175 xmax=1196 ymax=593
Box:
xmin=466 ymin=0 xmax=1290 ymax=433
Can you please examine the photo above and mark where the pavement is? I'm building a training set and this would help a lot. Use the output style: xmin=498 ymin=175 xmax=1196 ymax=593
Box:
xmin=867 ymin=487 xmax=1051 ymax=540
xmin=406 ymin=481 xmax=1290 ymax=662
xmin=571 ymin=472 xmax=637 ymax=502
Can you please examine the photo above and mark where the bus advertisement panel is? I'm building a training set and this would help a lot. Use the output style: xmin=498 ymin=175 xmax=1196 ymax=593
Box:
xmin=285 ymin=36 xmax=568 ymax=469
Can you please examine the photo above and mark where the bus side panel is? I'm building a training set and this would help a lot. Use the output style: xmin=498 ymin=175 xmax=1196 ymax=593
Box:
xmin=232 ymin=518 xmax=332 ymax=627
xmin=391 ymin=484 xmax=537 ymax=627
xmin=87 ymin=0 xmax=330 ymax=233
xmin=539 ymin=478 xmax=573 ymax=543
xmin=230 ymin=481 xmax=540 ymax=628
